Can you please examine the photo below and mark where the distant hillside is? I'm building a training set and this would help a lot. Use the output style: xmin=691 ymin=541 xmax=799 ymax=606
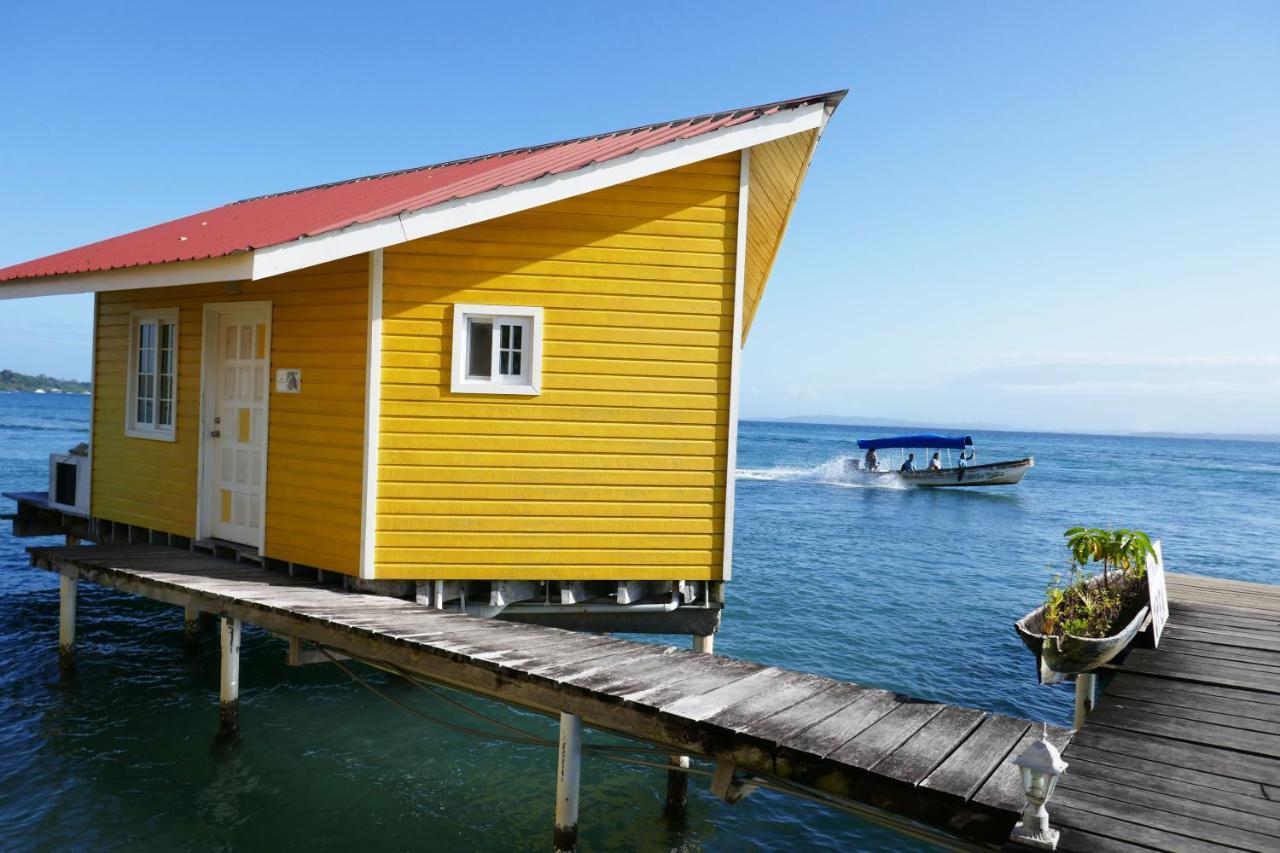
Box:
xmin=0 ymin=369 xmax=91 ymax=394
xmin=764 ymin=414 xmax=1012 ymax=431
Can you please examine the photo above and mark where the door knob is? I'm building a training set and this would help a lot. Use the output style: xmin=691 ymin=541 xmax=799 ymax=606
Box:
xmin=209 ymin=429 xmax=221 ymax=438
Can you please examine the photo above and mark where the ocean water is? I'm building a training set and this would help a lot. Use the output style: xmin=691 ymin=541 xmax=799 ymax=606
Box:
xmin=1 ymin=393 xmax=1277 ymax=851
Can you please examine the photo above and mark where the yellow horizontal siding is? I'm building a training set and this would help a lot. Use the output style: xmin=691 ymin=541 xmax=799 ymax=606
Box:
xmin=743 ymin=130 xmax=818 ymax=342
xmin=376 ymin=154 xmax=740 ymax=580
xmin=91 ymin=257 xmax=367 ymax=575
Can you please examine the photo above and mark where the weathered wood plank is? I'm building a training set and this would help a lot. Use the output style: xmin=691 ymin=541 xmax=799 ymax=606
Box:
xmin=1055 ymin=784 xmax=1280 ymax=851
xmin=1051 ymin=802 xmax=1227 ymax=853
xmin=922 ymin=714 xmax=1031 ymax=800
xmin=1095 ymin=688 xmax=1280 ymax=736
xmin=974 ymin=724 xmax=1072 ymax=812
xmin=1115 ymin=647 xmax=1280 ymax=694
xmin=1087 ymin=704 xmax=1280 ymax=759
xmin=661 ymin=667 xmax=786 ymax=722
xmin=828 ymin=700 xmax=944 ymax=770
xmin=738 ymin=681 xmax=871 ymax=744
xmin=873 ymin=705 xmax=986 ymax=785
xmin=1062 ymin=750 xmax=1280 ymax=820
xmin=1164 ymin=623 xmax=1280 ymax=653
xmin=780 ymin=688 xmax=895 ymax=757
xmin=1064 ymin=741 xmax=1267 ymax=801
xmin=704 ymin=671 xmax=834 ymax=734
xmin=1071 ymin=723 xmax=1280 ymax=787
xmin=619 ymin=658 xmax=764 ymax=708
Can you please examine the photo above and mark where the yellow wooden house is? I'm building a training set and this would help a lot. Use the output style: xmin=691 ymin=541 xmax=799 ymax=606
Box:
xmin=0 ymin=92 xmax=843 ymax=631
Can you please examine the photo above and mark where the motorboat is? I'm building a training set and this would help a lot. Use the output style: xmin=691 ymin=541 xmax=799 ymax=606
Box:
xmin=848 ymin=434 xmax=1033 ymax=487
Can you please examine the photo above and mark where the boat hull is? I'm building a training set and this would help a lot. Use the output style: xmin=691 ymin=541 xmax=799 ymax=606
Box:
xmin=850 ymin=457 xmax=1035 ymax=487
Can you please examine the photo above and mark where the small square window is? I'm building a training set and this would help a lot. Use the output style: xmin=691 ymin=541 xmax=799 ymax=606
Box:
xmin=126 ymin=308 xmax=179 ymax=440
xmin=451 ymin=304 xmax=542 ymax=395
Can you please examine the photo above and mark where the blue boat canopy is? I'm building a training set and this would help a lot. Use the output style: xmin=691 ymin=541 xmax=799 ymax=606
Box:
xmin=856 ymin=434 xmax=973 ymax=451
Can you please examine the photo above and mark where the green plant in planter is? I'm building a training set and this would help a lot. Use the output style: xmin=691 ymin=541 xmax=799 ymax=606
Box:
xmin=1063 ymin=527 xmax=1155 ymax=588
xmin=1042 ymin=528 xmax=1155 ymax=639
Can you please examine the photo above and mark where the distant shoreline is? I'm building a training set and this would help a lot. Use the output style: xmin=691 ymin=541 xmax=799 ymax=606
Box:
xmin=746 ymin=416 xmax=1280 ymax=444
xmin=0 ymin=369 xmax=91 ymax=395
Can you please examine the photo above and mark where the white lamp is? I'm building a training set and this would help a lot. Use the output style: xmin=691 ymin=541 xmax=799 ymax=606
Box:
xmin=1011 ymin=729 xmax=1068 ymax=850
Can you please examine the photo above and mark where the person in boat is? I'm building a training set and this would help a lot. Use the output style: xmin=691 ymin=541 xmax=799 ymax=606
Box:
xmin=957 ymin=450 xmax=971 ymax=481
xmin=900 ymin=453 xmax=916 ymax=472
xmin=864 ymin=447 xmax=878 ymax=472
xmin=928 ymin=452 xmax=942 ymax=470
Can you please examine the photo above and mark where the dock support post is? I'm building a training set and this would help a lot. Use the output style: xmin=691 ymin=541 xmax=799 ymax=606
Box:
xmin=1073 ymin=673 xmax=1096 ymax=729
xmin=664 ymin=633 xmax=715 ymax=822
xmin=663 ymin=754 xmax=690 ymax=821
xmin=58 ymin=573 xmax=77 ymax=673
xmin=554 ymin=711 xmax=582 ymax=853
xmin=183 ymin=603 xmax=201 ymax=650
xmin=219 ymin=617 xmax=241 ymax=736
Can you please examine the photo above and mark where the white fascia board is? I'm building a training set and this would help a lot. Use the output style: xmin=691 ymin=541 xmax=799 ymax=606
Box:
xmin=0 ymin=253 xmax=254 ymax=300
xmin=249 ymin=103 xmax=826 ymax=280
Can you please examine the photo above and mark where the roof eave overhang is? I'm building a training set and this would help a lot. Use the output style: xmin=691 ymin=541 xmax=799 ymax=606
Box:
xmin=0 ymin=100 xmax=829 ymax=300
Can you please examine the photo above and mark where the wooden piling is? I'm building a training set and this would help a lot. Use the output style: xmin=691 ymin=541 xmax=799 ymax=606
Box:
xmin=219 ymin=616 xmax=241 ymax=735
xmin=663 ymin=754 xmax=690 ymax=822
xmin=665 ymin=633 xmax=716 ymax=821
xmin=183 ymin=603 xmax=201 ymax=650
xmin=554 ymin=712 xmax=582 ymax=853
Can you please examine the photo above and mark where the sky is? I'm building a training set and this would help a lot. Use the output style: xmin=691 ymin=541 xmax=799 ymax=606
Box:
xmin=0 ymin=1 xmax=1276 ymax=434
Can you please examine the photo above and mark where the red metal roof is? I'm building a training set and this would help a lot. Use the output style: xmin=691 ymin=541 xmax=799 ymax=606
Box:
xmin=0 ymin=92 xmax=844 ymax=284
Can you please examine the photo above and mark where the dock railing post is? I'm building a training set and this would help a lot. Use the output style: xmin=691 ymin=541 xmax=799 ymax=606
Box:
xmin=219 ymin=616 xmax=242 ymax=736
xmin=554 ymin=711 xmax=582 ymax=853
xmin=1073 ymin=673 xmax=1096 ymax=729
xmin=58 ymin=572 xmax=77 ymax=674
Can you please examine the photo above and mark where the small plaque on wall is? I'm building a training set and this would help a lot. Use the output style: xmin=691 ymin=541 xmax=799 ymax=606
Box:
xmin=276 ymin=369 xmax=302 ymax=393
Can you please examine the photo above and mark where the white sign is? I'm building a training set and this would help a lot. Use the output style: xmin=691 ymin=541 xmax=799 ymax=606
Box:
xmin=1147 ymin=539 xmax=1168 ymax=646
xmin=275 ymin=369 xmax=302 ymax=394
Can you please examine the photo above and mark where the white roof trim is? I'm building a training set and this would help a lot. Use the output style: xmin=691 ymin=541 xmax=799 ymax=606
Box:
xmin=0 ymin=101 xmax=825 ymax=298
xmin=0 ymin=253 xmax=253 ymax=300
xmin=251 ymin=102 xmax=826 ymax=278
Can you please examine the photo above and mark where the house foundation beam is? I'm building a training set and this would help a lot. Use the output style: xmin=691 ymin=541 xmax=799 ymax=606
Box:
xmin=554 ymin=711 xmax=582 ymax=853
xmin=219 ymin=616 xmax=241 ymax=736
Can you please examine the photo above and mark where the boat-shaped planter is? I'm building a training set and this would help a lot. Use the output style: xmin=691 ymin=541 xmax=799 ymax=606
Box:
xmin=1015 ymin=582 xmax=1149 ymax=684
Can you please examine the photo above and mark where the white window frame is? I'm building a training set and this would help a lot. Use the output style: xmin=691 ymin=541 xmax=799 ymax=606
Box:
xmin=450 ymin=303 xmax=543 ymax=396
xmin=125 ymin=308 xmax=179 ymax=441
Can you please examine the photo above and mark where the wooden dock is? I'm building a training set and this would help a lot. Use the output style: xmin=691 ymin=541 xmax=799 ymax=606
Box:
xmin=1053 ymin=573 xmax=1280 ymax=852
xmin=29 ymin=542 xmax=1058 ymax=848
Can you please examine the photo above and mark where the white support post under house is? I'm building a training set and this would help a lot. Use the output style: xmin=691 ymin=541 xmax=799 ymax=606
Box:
xmin=554 ymin=712 xmax=582 ymax=853
xmin=219 ymin=616 xmax=242 ymax=736
xmin=58 ymin=572 xmax=77 ymax=673
xmin=1073 ymin=673 xmax=1097 ymax=729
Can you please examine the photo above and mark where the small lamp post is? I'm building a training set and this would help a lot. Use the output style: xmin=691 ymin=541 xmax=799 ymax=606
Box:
xmin=1011 ymin=730 xmax=1068 ymax=850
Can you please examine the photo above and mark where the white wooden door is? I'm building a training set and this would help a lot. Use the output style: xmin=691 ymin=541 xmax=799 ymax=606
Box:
xmin=206 ymin=308 xmax=270 ymax=546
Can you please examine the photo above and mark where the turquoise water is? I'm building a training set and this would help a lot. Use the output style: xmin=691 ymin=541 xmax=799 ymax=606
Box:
xmin=2 ymin=393 xmax=1277 ymax=850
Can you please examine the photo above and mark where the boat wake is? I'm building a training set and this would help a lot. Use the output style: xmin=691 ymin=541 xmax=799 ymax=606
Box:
xmin=736 ymin=454 xmax=909 ymax=490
